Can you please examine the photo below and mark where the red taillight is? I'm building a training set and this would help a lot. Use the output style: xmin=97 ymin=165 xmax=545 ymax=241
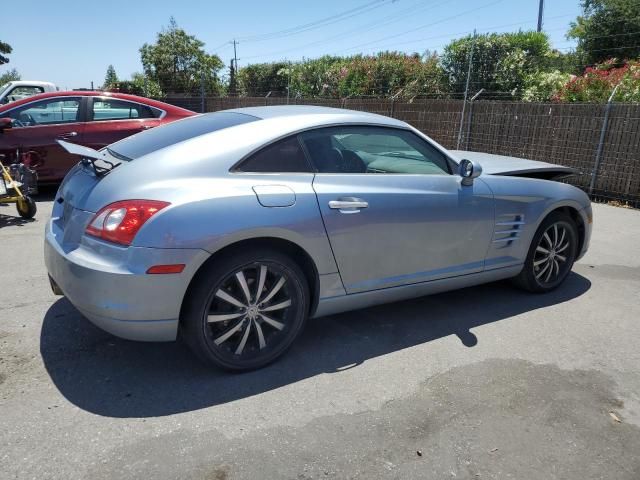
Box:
xmin=85 ymin=200 xmax=170 ymax=246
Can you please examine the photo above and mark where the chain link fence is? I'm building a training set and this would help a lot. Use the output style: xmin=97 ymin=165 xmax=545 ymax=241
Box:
xmin=158 ymin=94 xmax=640 ymax=207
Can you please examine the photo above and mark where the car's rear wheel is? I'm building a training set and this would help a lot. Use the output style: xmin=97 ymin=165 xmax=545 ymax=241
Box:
xmin=513 ymin=211 xmax=578 ymax=292
xmin=181 ymin=248 xmax=309 ymax=371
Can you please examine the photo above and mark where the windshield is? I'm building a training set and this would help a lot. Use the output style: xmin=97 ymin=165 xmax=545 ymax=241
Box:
xmin=107 ymin=111 xmax=259 ymax=160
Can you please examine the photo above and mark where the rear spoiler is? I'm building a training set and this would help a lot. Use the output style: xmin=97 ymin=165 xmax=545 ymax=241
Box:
xmin=57 ymin=140 xmax=103 ymax=160
xmin=57 ymin=140 xmax=119 ymax=177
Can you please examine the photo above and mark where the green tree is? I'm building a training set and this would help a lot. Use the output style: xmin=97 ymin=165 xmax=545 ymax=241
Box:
xmin=0 ymin=68 xmax=21 ymax=85
xmin=237 ymin=62 xmax=290 ymax=96
xmin=568 ymin=0 xmax=640 ymax=65
xmin=110 ymin=73 xmax=163 ymax=98
xmin=140 ymin=17 xmax=224 ymax=94
xmin=0 ymin=40 xmax=12 ymax=65
xmin=102 ymin=64 xmax=119 ymax=89
xmin=440 ymin=31 xmax=552 ymax=98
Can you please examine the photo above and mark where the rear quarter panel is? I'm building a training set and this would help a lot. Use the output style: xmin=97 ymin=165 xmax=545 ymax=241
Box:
xmin=128 ymin=174 xmax=340 ymax=277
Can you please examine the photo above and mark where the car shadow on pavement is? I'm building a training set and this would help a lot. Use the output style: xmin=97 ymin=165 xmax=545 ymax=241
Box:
xmin=40 ymin=272 xmax=591 ymax=418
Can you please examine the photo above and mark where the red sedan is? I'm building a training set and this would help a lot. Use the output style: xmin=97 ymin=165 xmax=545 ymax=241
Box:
xmin=0 ymin=91 xmax=194 ymax=182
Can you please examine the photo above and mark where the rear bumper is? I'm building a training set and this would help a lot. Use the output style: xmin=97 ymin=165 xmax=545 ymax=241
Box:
xmin=44 ymin=221 xmax=209 ymax=341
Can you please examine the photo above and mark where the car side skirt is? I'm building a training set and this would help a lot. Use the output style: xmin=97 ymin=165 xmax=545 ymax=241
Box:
xmin=312 ymin=264 xmax=523 ymax=318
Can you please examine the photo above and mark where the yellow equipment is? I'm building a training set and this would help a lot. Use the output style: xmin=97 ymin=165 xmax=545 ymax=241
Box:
xmin=0 ymin=158 xmax=37 ymax=219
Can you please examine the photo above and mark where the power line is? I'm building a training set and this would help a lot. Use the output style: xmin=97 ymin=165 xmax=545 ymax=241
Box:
xmin=336 ymin=0 xmax=506 ymax=54
xmin=241 ymin=0 xmax=448 ymax=61
xmin=355 ymin=14 xmax=574 ymax=52
xmin=236 ymin=0 xmax=393 ymax=43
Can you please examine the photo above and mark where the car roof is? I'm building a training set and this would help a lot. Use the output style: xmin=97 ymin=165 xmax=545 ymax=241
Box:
xmin=0 ymin=90 xmax=194 ymax=114
xmin=5 ymin=80 xmax=55 ymax=86
xmin=225 ymin=105 xmax=391 ymax=122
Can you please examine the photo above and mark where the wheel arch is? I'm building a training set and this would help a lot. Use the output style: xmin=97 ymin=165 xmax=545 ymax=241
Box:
xmin=543 ymin=204 xmax=586 ymax=255
xmin=180 ymin=237 xmax=321 ymax=322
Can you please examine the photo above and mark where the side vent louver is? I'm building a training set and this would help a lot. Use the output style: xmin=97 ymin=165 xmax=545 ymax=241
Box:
xmin=493 ymin=214 xmax=525 ymax=247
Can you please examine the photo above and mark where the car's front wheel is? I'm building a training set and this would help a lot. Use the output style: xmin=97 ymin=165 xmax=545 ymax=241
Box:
xmin=514 ymin=211 xmax=579 ymax=292
xmin=181 ymin=248 xmax=309 ymax=371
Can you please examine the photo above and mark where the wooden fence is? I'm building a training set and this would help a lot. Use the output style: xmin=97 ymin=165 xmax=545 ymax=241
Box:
xmin=164 ymin=96 xmax=640 ymax=206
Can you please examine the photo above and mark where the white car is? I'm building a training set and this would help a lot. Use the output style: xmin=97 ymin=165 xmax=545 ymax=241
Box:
xmin=0 ymin=81 xmax=58 ymax=105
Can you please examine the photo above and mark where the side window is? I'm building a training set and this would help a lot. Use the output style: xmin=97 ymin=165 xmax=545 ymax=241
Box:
xmin=236 ymin=136 xmax=311 ymax=173
xmin=299 ymin=126 xmax=450 ymax=175
xmin=6 ymin=86 xmax=44 ymax=102
xmin=6 ymin=97 xmax=81 ymax=127
xmin=91 ymin=98 xmax=158 ymax=121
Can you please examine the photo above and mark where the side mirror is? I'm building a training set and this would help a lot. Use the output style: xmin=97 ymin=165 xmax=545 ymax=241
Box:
xmin=0 ymin=117 xmax=13 ymax=131
xmin=458 ymin=159 xmax=482 ymax=186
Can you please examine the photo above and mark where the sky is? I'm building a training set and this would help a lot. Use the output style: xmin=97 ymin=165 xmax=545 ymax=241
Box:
xmin=1 ymin=0 xmax=582 ymax=89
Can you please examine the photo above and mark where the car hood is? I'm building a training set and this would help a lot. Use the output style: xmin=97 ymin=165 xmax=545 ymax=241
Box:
xmin=449 ymin=150 xmax=578 ymax=177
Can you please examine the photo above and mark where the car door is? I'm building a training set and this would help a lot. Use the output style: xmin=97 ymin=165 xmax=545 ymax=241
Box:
xmin=0 ymin=96 xmax=84 ymax=182
xmin=82 ymin=97 xmax=162 ymax=150
xmin=300 ymin=126 xmax=495 ymax=294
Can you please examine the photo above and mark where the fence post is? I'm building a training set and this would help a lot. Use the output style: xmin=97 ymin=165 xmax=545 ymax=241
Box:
xmin=464 ymin=88 xmax=484 ymax=150
xmin=390 ymin=96 xmax=395 ymax=118
xmin=200 ymin=72 xmax=206 ymax=113
xmin=588 ymin=83 xmax=620 ymax=195
xmin=456 ymin=29 xmax=476 ymax=150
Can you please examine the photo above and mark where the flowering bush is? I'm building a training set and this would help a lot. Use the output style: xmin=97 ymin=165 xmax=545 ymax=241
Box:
xmin=320 ymin=52 xmax=447 ymax=99
xmin=238 ymin=53 xmax=448 ymax=99
xmin=522 ymin=70 xmax=573 ymax=102
xmin=554 ymin=59 xmax=640 ymax=102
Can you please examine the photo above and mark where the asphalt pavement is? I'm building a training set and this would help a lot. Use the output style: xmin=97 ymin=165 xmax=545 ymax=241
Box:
xmin=1 ymin=197 xmax=639 ymax=479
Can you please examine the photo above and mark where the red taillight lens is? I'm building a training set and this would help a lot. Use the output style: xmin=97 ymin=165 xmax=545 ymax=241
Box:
xmin=85 ymin=200 xmax=170 ymax=246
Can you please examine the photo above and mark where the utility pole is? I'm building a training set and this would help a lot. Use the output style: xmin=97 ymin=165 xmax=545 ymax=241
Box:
xmin=457 ymin=29 xmax=476 ymax=150
xmin=229 ymin=59 xmax=237 ymax=96
xmin=537 ymin=0 xmax=544 ymax=32
xmin=232 ymin=39 xmax=239 ymax=77
xmin=286 ymin=59 xmax=291 ymax=105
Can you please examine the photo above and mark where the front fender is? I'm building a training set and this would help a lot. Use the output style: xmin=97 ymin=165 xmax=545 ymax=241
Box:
xmin=480 ymin=175 xmax=591 ymax=268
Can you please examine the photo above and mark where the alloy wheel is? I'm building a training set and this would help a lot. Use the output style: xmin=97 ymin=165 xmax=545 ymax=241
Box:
xmin=204 ymin=262 xmax=295 ymax=360
xmin=533 ymin=222 xmax=572 ymax=287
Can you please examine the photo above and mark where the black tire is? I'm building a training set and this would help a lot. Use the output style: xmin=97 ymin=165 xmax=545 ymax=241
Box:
xmin=16 ymin=196 xmax=37 ymax=219
xmin=180 ymin=248 xmax=310 ymax=371
xmin=513 ymin=211 xmax=578 ymax=293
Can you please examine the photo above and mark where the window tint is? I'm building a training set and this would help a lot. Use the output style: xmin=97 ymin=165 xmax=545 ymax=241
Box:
xmin=237 ymin=136 xmax=311 ymax=172
xmin=91 ymin=98 xmax=158 ymax=121
xmin=108 ymin=111 xmax=258 ymax=160
xmin=7 ymin=97 xmax=81 ymax=127
xmin=299 ymin=126 xmax=450 ymax=175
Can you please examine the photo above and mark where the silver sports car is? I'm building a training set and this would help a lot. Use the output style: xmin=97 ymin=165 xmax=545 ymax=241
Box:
xmin=45 ymin=106 xmax=592 ymax=370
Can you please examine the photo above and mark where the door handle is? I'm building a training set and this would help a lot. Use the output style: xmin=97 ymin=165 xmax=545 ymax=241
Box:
xmin=57 ymin=131 xmax=78 ymax=139
xmin=140 ymin=125 xmax=154 ymax=130
xmin=328 ymin=197 xmax=368 ymax=213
